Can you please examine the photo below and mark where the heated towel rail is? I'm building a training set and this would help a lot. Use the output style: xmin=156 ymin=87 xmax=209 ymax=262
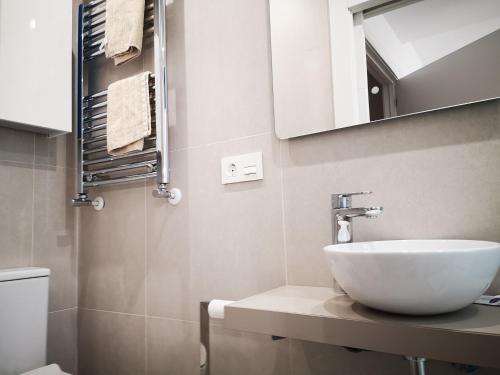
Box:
xmin=72 ymin=0 xmax=181 ymax=209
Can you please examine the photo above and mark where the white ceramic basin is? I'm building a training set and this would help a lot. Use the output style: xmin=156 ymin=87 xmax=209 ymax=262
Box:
xmin=323 ymin=240 xmax=500 ymax=315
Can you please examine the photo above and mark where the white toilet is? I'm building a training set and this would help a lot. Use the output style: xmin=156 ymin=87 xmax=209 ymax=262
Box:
xmin=0 ymin=267 xmax=69 ymax=375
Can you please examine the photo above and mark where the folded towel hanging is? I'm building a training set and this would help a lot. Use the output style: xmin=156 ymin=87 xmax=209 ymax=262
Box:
xmin=104 ymin=0 xmax=146 ymax=66
xmin=107 ymin=71 xmax=152 ymax=155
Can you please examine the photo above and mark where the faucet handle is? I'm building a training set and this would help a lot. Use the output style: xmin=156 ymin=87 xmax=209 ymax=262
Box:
xmin=331 ymin=191 xmax=372 ymax=209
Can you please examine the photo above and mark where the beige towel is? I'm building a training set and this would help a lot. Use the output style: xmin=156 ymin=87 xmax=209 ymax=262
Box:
xmin=107 ymin=72 xmax=152 ymax=155
xmin=105 ymin=0 xmax=145 ymax=66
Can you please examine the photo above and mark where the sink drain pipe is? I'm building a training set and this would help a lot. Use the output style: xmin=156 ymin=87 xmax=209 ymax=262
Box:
xmin=406 ymin=356 xmax=427 ymax=375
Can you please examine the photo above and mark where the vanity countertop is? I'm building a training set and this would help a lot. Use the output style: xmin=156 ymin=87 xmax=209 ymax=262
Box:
xmin=223 ymin=286 xmax=500 ymax=368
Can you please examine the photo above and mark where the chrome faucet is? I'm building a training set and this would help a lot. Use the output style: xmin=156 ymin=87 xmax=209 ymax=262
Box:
xmin=331 ymin=191 xmax=383 ymax=244
xmin=330 ymin=192 xmax=383 ymax=294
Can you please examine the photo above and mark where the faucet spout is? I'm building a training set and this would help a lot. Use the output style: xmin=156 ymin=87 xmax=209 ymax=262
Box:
xmin=331 ymin=192 xmax=383 ymax=245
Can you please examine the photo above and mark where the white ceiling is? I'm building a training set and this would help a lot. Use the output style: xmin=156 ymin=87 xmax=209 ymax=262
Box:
xmin=363 ymin=0 xmax=500 ymax=78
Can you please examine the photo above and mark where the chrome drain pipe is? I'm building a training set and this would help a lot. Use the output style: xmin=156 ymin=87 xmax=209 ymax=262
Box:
xmin=406 ymin=356 xmax=427 ymax=375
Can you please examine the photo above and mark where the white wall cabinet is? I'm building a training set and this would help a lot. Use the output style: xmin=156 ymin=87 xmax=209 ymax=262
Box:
xmin=0 ymin=0 xmax=72 ymax=135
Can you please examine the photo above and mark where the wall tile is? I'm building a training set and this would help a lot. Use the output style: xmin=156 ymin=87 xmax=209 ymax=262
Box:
xmin=282 ymin=101 xmax=500 ymax=286
xmin=35 ymin=133 xmax=74 ymax=169
xmin=182 ymin=0 xmax=274 ymax=147
xmin=79 ymin=181 xmax=146 ymax=314
xmin=146 ymin=133 xmax=286 ymax=321
xmin=147 ymin=317 xmax=199 ymax=375
xmin=78 ymin=308 xmax=146 ymax=375
xmin=290 ymin=339 xmax=500 ymax=375
xmin=290 ymin=339 xmax=407 ymax=375
xmin=33 ymin=166 xmax=77 ymax=311
xmin=0 ymin=161 xmax=33 ymax=268
xmin=0 ymin=127 xmax=34 ymax=164
xmin=209 ymin=324 xmax=290 ymax=375
xmin=48 ymin=308 xmax=78 ymax=374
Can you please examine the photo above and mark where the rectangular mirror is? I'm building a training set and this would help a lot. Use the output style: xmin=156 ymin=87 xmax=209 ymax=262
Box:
xmin=270 ymin=0 xmax=500 ymax=139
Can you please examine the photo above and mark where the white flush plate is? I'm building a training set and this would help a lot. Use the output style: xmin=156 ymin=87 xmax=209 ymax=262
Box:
xmin=221 ymin=152 xmax=263 ymax=184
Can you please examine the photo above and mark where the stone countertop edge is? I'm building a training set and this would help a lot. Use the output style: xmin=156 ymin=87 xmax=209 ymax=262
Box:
xmin=223 ymin=285 xmax=500 ymax=369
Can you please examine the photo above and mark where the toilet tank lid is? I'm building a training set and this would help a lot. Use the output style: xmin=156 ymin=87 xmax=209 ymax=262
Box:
xmin=0 ymin=267 xmax=50 ymax=282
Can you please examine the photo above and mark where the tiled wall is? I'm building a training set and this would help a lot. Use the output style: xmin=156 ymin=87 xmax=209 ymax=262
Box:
xmin=75 ymin=0 xmax=500 ymax=375
xmin=0 ymin=128 xmax=77 ymax=373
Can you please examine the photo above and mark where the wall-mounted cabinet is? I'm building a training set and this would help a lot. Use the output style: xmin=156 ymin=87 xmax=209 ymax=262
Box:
xmin=0 ymin=0 xmax=72 ymax=135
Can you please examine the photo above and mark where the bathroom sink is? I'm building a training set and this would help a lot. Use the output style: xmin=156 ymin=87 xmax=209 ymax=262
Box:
xmin=323 ymin=240 xmax=500 ymax=315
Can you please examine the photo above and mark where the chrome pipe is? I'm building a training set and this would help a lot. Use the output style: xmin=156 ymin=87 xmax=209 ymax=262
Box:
xmin=84 ymin=160 xmax=156 ymax=176
xmin=84 ymin=135 xmax=157 ymax=146
xmin=75 ymin=3 xmax=85 ymax=199
xmin=83 ymin=145 xmax=107 ymax=155
xmin=83 ymin=27 xmax=105 ymax=42
xmin=83 ymin=119 xmax=156 ymax=135
xmin=83 ymin=101 xmax=107 ymax=112
xmin=406 ymin=357 xmax=427 ymax=375
xmin=83 ymin=172 xmax=157 ymax=188
xmin=84 ymin=95 xmax=155 ymax=111
xmin=83 ymin=123 xmax=107 ymax=134
xmin=83 ymin=112 xmax=107 ymax=122
xmin=83 ymin=134 xmax=107 ymax=145
xmin=84 ymin=0 xmax=106 ymax=11
xmin=154 ymin=0 xmax=170 ymax=186
xmin=83 ymin=148 xmax=157 ymax=166
xmin=84 ymin=5 xmax=105 ymax=21
xmin=83 ymin=15 xmax=106 ymax=31
xmin=83 ymin=107 xmax=156 ymax=122
xmin=83 ymin=90 xmax=107 ymax=102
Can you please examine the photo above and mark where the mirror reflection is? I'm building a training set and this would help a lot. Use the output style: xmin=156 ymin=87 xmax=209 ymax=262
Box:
xmin=269 ymin=0 xmax=500 ymax=139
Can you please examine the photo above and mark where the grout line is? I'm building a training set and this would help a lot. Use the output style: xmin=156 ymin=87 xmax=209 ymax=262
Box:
xmin=78 ymin=307 xmax=200 ymax=324
xmin=146 ymin=314 xmax=200 ymax=325
xmin=0 ymin=158 xmax=37 ymax=167
xmin=169 ymin=144 xmax=204 ymax=153
xmin=49 ymin=306 xmax=78 ymax=314
xmin=30 ymin=134 xmax=36 ymax=267
xmin=79 ymin=307 xmax=147 ymax=318
xmin=74 ymin=166 xmax=81 ymax=374
xmin=205 ymin=131 xmax=272 ymax=148
xmin=278 ymin=140 xmax=289 ymax=285
xmin=143 ymin=178 xmax=148 ymax=375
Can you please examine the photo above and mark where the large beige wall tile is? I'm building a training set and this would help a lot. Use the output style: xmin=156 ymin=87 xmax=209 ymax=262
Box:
xmin=48 ymin=308 xmax=77 ymax=374
xmin=282 ymin=101 xmax=500 ymax=287
xmin=35 ymin=133 xmax=74 ymax=169
xmin=78 ymin=308 xmax=146 ymax=375
xmin=147 ymin=317 xmax=199 ymax=375
xmin=209 ymin=324 xmax=290 ymax=375
xmin=0 ymin=127 xmax=34 ymax=164
xmin=79 ymin=182 xmax=146 ymax=314
xmin=291 ymin=339 xmax=500 ymax=375
xmin=290 ymin=339 xmax=408 ymax=375
xmin=146 ymin=134 xmax=285 ymax=321
xmin=147 ymin=133 xmax=285 ymax=321
xmin=33 ymin=166 xmax=77 ymax=311
xmin=0 ymin=161 xmax=33 ymax=268
xmin=182 ymin=0 xmax=274 ymax=147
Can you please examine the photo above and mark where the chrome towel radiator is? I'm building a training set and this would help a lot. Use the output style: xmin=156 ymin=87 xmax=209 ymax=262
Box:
xmin=72 ymin=0 xmax=181 ymax=209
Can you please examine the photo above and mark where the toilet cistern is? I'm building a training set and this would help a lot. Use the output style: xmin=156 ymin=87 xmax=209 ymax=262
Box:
xmin=331 ymin=191 xmax=383 ymax=245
